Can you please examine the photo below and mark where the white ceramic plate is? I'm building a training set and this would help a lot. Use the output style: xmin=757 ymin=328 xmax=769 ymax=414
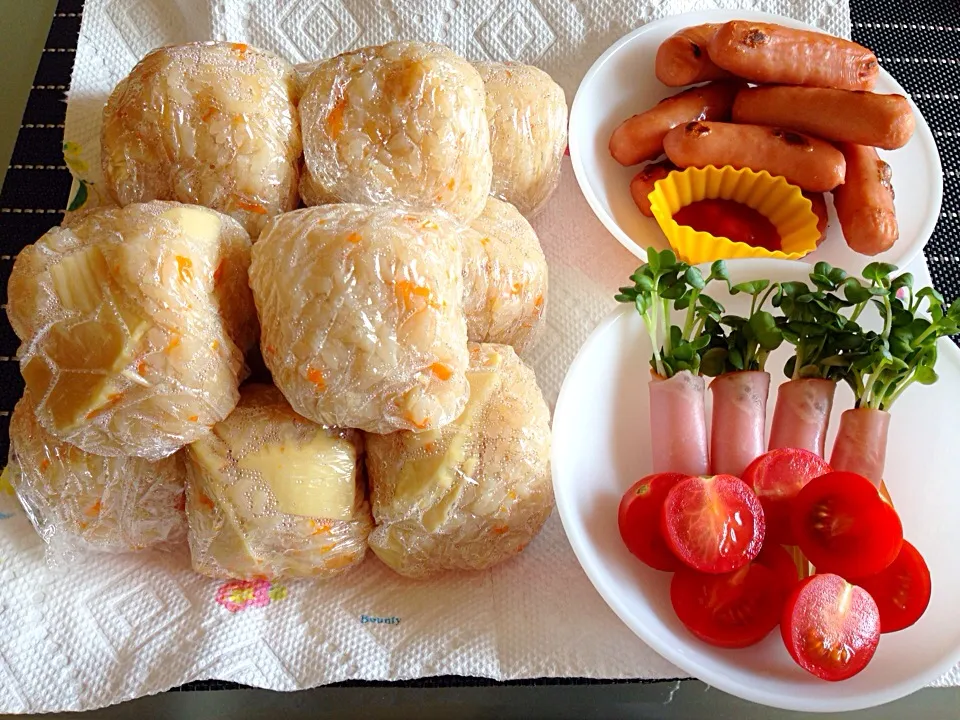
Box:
xmin=568 ymin=10 xmax=943 ymax=275
xmin=552 ymin=258 xmax=960 ymax=712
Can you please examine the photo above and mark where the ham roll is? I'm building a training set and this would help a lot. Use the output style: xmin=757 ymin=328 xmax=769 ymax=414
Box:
xmin=768 ymin=378 xmax=837 ymax=457
xmin=709 ymin=371 xmax=770 ymax=477
xmin=829 ymin=408 xmax=891 ymax=486
xmin=649 ymin=371 xmax=709 ymax=477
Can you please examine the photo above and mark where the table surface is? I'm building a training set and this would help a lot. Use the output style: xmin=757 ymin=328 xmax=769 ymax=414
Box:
xmin=2 ymin=0 xmax=960 ymax=717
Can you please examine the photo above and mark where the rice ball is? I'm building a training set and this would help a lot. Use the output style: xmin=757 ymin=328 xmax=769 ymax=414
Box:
xmin=6 ymin=202 xmax=256 ymax=459
xmin=462 ymin=197 xmax=548 ymax=352
xmin=300 ymin=41 xmax=491 ymax=222
xmin=101 ymin=41 xmax=301 ymax=237
xmin=365 ymin=343 xmax=553 ymax=577
xmin=250 ymin=204 xmax=470 ymax=434
xmin=8 ymin=391 xmax=187 ymax=554
xmin=185 ymin=384 xmax=371 ymax=579
xmin=475 ymin=62 xmax=567 ymax=217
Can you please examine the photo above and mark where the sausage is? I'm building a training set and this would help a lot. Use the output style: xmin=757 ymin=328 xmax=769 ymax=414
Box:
xmin=832 ymin=142 xmax=898 ymax=255
xmin=629 ymin=160 xmax=678 ymax=217
xmin=829 ymin=408 xmax=891 ymax=487
xmin=663 ymin=121 xmax=846 ymax=192
xmin=655 ymin=24 xmax=732 ymax=86
xmin=709 ymin=371 xmax=770 ymax=478
xmin=768 ymin=378 xmax=837 ymax=457
xmin=609 ymin=81 xmax=741 ymax=166
xmin=803 ymin=191 xmax=829 ymax=246
xmin=648 ymin=371 xmax=709 ymax=477
xmin=708 ymin=21 xmax=878 ymax=91
xmin=732 ymin=86 xmax=915 ymax=150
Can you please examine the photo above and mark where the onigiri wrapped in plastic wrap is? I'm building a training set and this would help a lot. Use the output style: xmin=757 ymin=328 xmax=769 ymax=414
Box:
xmin=475 ymin=62 xmax=568 ymax=217
xmin=6 ymin=202 xmax=256 ymax=459
xmin=185 ymin=384 xmax=371 ymax=579
xmin=7 ymin=391 xmax=187 ymax=556
xmin=300 ymin=41 xmax=491 ymax=222
xmin=365 ymin=343 xmax=553 ymax=577
xmin=101 ymin=41 xmax=301 ymax=237
xmin=462 ymin=197 xmax=548 ymax=352
xmin=250 ymin=204 xmax=470 ymax=434
xmin=298 ymin=164 xmax=337 ymax=207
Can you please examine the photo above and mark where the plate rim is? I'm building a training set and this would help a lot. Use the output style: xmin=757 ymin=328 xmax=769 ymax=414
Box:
xmin=568 ymin=9 xmax=944 ymax=267
xmin=551 ymin=257 xmax=960 ymax=712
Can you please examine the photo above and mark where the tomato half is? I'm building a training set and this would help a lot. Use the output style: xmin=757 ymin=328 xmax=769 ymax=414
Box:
xmin=671 ymin=564 xmax=782 ymax=648
xmin=661 ymin=474 xmax=765 ymax=574
xmin=781 ymin=574 xmax=880 ymax=681
xmin=618 ymin=472 xmax=690 ymax=571
xmin=791 ymin=471 xmax=903 ymax=577
xmin=849 ymin=540 xmax=932 ymax=633
xmin=744 ymin=448 xmax=832 ymax=545
xmin=755 ymin=543 xmax=801 ymax=595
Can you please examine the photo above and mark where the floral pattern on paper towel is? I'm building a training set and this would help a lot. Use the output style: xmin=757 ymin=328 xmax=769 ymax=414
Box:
xmin=215 ymin=579 xmax=288 ymax=613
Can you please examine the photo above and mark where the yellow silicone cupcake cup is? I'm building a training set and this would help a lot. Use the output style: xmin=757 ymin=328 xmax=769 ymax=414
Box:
xmin=648 ymin=165 xmax=821 ymax=265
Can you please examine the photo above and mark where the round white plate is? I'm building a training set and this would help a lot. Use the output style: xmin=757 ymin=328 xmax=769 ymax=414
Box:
xmin=552 ymin=258 xmax=960 ymax=712
xmin=568 ymin=10 xmax=943 ymax=275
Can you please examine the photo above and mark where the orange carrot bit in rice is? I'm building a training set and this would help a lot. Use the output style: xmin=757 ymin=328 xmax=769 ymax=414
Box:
xmin=306 ymin=366 xmax=326 ymax=390
xmin=197 ymin=492 xmax=216 ymax=511
xmin=201 ymin=105 xmax=218 ymax=122
xmin=86 ymin=393 xmax=123 ymax=420
xmin=492 ymin=525 xmax=509 ymax=535
xmin=319 ymin=543 xmax=336 ymax=554
xmin=235 ymin=198 xmax=268 ymax=215
xmin=429 ymin=362 xmax=452 ymax=381
xmin=165 ymin=335 xmax=181 ymax=353
xmin=210 ymin=339 xmax=220 ymax=352
xmin=327 ymin=95 xmax=348 ymax=139
xmin=265 ymin=344 xmax=277 ymax=355
xmin=446 ymin=178 xmax=455 ymax=191
xmin=85 ymin=499 xmax=102 ymax=517
xmin=38 ymin=458 xmax=50 ymax=473
xmin=187 ymin=414 xmax=199 ymax=422
xmin=534 ymin=294 xmax=544 ymax=309
xmin=310 ymin=521 xmax=332 ymax=535
xmin=229 ymin=42 xmax=249 ymax=58
xmin=346 ymin=231 xmax=362 ymax=244
xmin=175 ymin=255 xmax=193 ymax=283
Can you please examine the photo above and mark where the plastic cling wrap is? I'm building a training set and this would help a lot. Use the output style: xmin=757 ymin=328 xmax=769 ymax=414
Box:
xmin=6 ymin=202 xmax=255 ymax=459
xmin=365 ymin=343 xmax=553 ymax=578
xmin=184 ymin=384 xmax=371 ymax=580
xmin=249 ymin=204 xmax=470 ymax=434
xmin=101 ymin=41 xmax=301 ymax=238
xmin=462 ymin=197 xmax=548 ymax=352
xmin=475 ymin=62 xmax=568 ymax=218
xmin=297 ymin=164 xmax=338 ymax=207
xmin=299 ymin=41 xmax=492 ymax=223
xmin=8 ymin=392 xmax=187 ymax=557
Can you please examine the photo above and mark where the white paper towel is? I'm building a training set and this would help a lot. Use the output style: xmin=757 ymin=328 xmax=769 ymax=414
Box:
xmin=13 ymin=0 xmax=945 ymax=714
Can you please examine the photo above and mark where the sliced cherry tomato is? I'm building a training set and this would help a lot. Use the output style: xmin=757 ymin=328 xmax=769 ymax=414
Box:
xmin=755 ymin=543 xmax=801 ymax=596
xmin=618 ymin=472 xmax=690 ymax=571
xmin=660 ymin=474 xmax=765 ymax=574
xmin=744 ymin=448 xmax=832 ymax=545
xmin=781 ymin=573 xmax=880 ymax=681
xmin=848 ymin=540 xmax=931 ymax=633
xmin=791 ymin=471 xmax=903 ymax=578
xmin=671 ymin=564 xmax=782 ymax=648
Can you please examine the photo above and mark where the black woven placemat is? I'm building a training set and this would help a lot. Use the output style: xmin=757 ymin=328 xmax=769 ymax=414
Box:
xmin=0 ymin=0 xmax=956 ymax=695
